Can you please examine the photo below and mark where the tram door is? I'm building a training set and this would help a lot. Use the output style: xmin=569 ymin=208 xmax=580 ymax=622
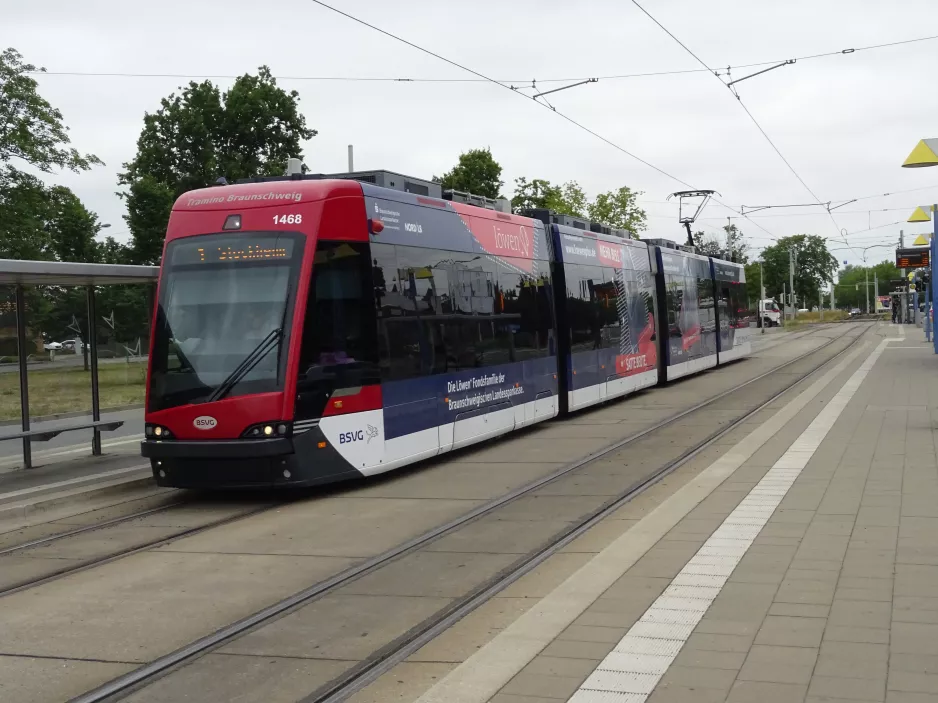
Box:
xmin=295 ymin=240 xmax=386 ymax=469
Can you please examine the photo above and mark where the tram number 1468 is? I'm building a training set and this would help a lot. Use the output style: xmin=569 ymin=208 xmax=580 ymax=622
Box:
xmin=273 ymin=214 xmax=303 ymax=225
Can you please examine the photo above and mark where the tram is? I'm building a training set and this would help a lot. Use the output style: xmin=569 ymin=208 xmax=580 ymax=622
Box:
xmin=142 ymin=169 xmax=750 ymax=488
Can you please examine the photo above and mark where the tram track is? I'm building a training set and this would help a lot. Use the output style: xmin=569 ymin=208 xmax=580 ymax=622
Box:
xmin=309 ymin=324 xmax=874 ymax=703
xmin=0 ymin=498 xmax=286 ymax=598
xmin=0 ymin=324 xmax=837 ymax=602
xmin=68 ymin=322 xmax=874 ymax=703
xmin=0 ymin=502 xmax=189 ymax=557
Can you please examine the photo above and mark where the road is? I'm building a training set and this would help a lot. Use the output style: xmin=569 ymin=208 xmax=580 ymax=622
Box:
xmin=0 ymin=355 xmax=147 ymax=374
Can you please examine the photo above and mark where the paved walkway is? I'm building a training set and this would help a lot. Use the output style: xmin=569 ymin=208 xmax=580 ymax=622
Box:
xmin=408 ymin=324 xmax=938 ymax=703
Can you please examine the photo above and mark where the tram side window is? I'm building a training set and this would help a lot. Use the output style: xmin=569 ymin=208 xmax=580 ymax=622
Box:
xmin=449 ymin=254 xmax=513 ymax=369
xmin=498 ymin=258 xmax=552 ymax=361
xmin=665 ymin=275 xmax=686 ymax=338
xmin=719 ymin=286 xmax=734 ymax=330
xmin=729 ymin=282 xmax=751 ymax=327
xmin=295 ymin=240 xmax=380 ymax=419
xmin=697 ymin=272 xmax=715 ymax=332
xmin=611 ymin=267 xmax=652 ymax=353
xmin=371 ymin=242 xmax=445 ymax=381
xmin=588 ymin=266 xmax=619 ymax=351
xmin=566 ymin=264 xmax=605 ymax=352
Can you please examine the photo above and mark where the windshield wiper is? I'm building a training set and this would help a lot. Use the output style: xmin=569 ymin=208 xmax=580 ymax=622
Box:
xmin=205 ymin=328 xmax=282 ymax=404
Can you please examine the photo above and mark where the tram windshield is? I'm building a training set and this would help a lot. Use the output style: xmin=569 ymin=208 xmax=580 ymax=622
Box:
xmin=147 ymin=232 xmax=303 ymax=411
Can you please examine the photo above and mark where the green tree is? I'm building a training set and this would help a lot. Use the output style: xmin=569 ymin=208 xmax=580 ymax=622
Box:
xmin=744 ymin=261 xmax=762 ymax=306
xmin=123 ymin=176 xmax=174 ymax=265
xmin=0 ymin=169 xmax=54 ymax=260
xmin=693 ymin=224 xmax=748 ymax=262
xmin=553 ymin=181 xmax=588 ymax=217
xmin=834 ymin=260 xmax=899 ymax=311
xmin=587 ymin=186 xmax=647 ymax=236
xmin=0 ymin=47 xmax=104 ymax=262
xmin=45 ymin=186 xmax=105 ymax=263
xmin=692 ymin=231 xmax=722 ymax=257
xmin=760 ymin=235 xmax=837 ymax=309
xmin=0 ymin=171 xmax=103 ymax=263
xmin=119 ymin=67 xmax=317 ymax=264
xmin=0 ymin=48 xmax=101 ymax=174
xmin=723 ymin=224 xmax=749 ymax=263
xmin=0 ymin=49 xmax=144 ymax=355
xmin=511 ymin=177 xmax=559 ymax=212
xmin=435 ymin=148 xmax=503 ymax=199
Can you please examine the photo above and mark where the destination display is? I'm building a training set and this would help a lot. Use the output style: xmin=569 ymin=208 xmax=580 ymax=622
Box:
xmin=170 ymin=234 xmax=297 ymax=265
xmin=896 ymin=247 xmax=929 ymax=269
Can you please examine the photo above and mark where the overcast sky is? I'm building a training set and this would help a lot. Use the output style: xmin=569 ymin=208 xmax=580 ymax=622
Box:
xmin=6 ymin=0 xmax=938 ymax=271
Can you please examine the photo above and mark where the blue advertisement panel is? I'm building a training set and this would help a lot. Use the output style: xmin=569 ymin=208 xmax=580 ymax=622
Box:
xmin=381 ymin=357 xmax=557 ymax=439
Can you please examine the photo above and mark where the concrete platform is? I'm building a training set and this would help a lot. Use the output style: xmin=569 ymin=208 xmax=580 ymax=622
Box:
xmin=355 ymin=324 xmax=938 ymax=703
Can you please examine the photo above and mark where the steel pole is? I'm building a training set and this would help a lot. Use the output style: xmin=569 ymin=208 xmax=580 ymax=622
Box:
xmin=924 ymin=283 xmax=931 ymax=342
xmin=87 ymin=286 xmax=101 ymax=455
xmin=933 ymin=208 xmax=938 ymax=352
xmin=865 ymin=269 xmax=870 ymax=314
xmin=756 ymin=261 xmax=765 ymax=334
xmin=15 ymin=285 xmax=31 ymax=469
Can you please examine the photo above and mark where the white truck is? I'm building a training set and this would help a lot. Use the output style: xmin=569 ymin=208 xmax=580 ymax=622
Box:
xmin=758 ymin=299 xmax=782 ymax=327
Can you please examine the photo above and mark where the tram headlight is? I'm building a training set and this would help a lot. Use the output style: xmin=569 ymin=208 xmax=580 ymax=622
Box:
xmin=146 ymin=424 xmax=172 ymax=439
xmin=241 ymin=421 xmax=292 ymax=439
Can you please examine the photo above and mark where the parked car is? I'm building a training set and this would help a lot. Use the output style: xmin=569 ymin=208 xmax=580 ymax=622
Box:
xmin=849 ymin=308 xmax=861 ymax=317
xmin=43 ymin=341 xmax=62 ymax=351
xmin=61 ymin=339 xmax=84 ymax=351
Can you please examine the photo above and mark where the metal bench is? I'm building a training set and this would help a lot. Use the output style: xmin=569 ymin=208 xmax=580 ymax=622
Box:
xmin=0 ymin=420 xmax=126 ymax=468
xmin=0 ymin=420 xmax=124 ymax=444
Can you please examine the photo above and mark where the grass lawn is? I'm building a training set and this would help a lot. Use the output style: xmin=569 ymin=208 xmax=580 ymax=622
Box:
xmin=783 ymin=310 xmax=849 ymax=327
xmin=0 ymin=362 xmax=146 ymax=422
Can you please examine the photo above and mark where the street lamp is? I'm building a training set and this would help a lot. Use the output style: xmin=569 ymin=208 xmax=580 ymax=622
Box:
xmin=901 ymin=138 xmax=938 ymax=352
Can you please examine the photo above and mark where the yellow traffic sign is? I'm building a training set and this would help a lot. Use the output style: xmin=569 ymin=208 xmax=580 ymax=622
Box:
xmin=903 ymin=139 xmax=938 ymax=168
xmin=913 ymin=234 xmax=931 ymax=246
xmin=909 ymin=272 xmax=916 ymax=281
xmin=908 ymin=206 xmax=933 ymax=223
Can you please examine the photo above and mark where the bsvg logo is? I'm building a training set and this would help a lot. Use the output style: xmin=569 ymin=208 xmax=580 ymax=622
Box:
xmin=193 ymin=416 xmax=217 ymax=430
xmin=339 ymin=430 xmax=365 ymax=444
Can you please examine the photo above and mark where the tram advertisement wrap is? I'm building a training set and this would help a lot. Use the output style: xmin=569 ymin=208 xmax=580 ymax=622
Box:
xmin=615 ymin=312 xmax=657 ymax=376
xmin=363 ymin=190 xmax=551 ymax=275
xmin=659 ymin=250 xmax=717 ymax=365
xmin=712 ymin=263 xmax=751 ymax=354
xmin=445 ymin=372 xmax=524 ymax=412
xmin=380 ymin=358 xmax=557 ymax=442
